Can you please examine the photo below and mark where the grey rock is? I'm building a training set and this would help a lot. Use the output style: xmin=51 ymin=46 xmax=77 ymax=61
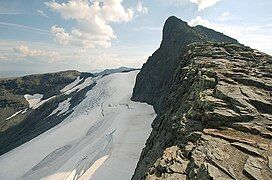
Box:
xmin=268 ymin=156 xmax=272 ymax=170
xmin=243 ymin=157 xmax=263 ymax=180
xmin=131 ymin=16 xmax=272 ymax=180
xmin=231 ymin=142 xmax=262 ymax=157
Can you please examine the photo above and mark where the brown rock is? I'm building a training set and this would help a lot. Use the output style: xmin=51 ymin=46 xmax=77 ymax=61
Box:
xmin=243 ymin=157 xmax=263 ymax=180
xmin=231 ymin=142 xmax=262 ymax=157
xmin=268 ymin=156 xmax=272 ymax=170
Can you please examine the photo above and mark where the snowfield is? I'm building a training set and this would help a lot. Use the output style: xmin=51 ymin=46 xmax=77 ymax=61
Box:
xmin=24 ymin=94 xmax=56 ymax=109
xmin=0 ymin=71 xmax=156 ymax=180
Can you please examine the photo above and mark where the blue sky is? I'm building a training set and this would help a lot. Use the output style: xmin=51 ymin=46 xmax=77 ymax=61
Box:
xmin=0 ymin=0 xmax=271 ymax=77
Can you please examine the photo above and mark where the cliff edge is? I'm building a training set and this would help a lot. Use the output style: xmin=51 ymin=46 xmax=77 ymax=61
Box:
xmin=132 ymin=16 xmax=272 ymax=179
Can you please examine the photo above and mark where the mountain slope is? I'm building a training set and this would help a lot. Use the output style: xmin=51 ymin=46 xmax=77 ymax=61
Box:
xmin=0 ymin=71 xmax=156 ymax=179
xmin=132 ymin=17 xmax=272 ymax=179
xmin=0 ymin=70 xmax=94 ymax=155
xmin=132 ymin=16 xmax=239 ymax=113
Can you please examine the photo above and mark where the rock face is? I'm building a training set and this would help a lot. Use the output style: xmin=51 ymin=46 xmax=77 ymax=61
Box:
xmin=132 ymin=16 xmax=238 ymax=113
xmin=132 ymin=17 xmax=272 ymax=179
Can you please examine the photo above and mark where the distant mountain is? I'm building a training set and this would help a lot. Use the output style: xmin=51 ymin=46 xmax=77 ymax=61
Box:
xmin=93 ymin=67 xmax=138 ymax=76
xmin=1 ymin=67 xmax=137 ymax=155
xmin=0 ymin=70 xmax=94 ymax=155
xmin=132 ymin=16 xmax=272 ymax=179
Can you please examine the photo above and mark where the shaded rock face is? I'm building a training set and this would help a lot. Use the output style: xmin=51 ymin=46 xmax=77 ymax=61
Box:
xmin=132 ymin=18 xmax=272 ymax=179
xmin=132 ymin=16 xmax=238 ymax=113
xmin=0 ymin=70 xmax=94 ymax=155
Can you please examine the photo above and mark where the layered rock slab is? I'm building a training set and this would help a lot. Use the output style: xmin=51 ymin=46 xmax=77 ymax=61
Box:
xmin=132 ymin=42 xmax=272 ymax=179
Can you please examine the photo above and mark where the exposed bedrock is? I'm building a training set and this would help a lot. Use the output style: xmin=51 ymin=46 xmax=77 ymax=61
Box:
xmin=132 ymin=16 xmax=272 ymax=180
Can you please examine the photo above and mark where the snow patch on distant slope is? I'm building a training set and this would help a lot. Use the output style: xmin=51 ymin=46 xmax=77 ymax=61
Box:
xmin=94 ymin=67 xmax=136 ymax=76
xmin=60 ymin=76 xmax=82 ymax=93
xmin=22 ymin=108 xmax=27 ymax=114
xmin=48 ymin=98 xmax=71 ymax=117
xmin=24 ymin=94 xmax=43 ymax=108
xmin=6 ymin=110 xmax=23 ymax=120
xmin=64 ymin=77 xmax=94 ymax=95
xmin=24 ymin=94 xmax=55 ymax=109
xmin=0 ymin=71 xmax=156 ymax=180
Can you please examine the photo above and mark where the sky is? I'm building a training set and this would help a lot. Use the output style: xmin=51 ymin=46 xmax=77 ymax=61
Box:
xmin=0 ymin=0 xmax=272 ymax=77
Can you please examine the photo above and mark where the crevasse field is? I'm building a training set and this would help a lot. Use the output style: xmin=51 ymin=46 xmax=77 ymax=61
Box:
xmin=0 ymin=71 xmax=156 ymax=180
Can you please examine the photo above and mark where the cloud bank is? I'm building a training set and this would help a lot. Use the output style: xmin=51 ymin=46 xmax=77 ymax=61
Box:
xmin=13 ymin=44 xmax=59 ymax=62
xmin=189 ymin=0 xmax=221 ymax=10
xmin=46 ymin=0 xmax=147 ymax=48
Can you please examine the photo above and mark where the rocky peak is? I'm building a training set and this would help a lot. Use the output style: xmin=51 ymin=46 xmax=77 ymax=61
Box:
xmin=132 ymin=16 xmax=240 ymax=113
xmin=161 ymin=16 xmax=238 ymax=52
xmin=161 ymin=16 xmax=191 ymax=46
xmin=132 ymin=17 xmax=272 ymax=180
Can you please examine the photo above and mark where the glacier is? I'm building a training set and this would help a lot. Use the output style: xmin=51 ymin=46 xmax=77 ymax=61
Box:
xmin=0 ymin=71 xmax=156 ymax=180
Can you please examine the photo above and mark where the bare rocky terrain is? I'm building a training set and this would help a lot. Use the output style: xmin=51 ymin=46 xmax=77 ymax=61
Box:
xmin=132 ymin=17 xmax=272 ymax=180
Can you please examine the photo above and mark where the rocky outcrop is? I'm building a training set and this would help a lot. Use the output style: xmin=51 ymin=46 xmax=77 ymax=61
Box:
xmin=132 ymin=18 xmax=272 ymax=179
xmin=132 ymin=16 xmax=238 ymax=113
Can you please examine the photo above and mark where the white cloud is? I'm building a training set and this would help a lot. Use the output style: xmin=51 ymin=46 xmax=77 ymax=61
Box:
xmin=37 ymin=10 xmax=49 ymax=18
xmin=221 ymin=11 xmax=230 ymax=17
xmin=14 ymin=44 xmax=42 ymax=57
xmin=51 ymin=25 xmax=70 ymax=45
xmin=13 ymin=44 xmax=59 ymax=62
xmin=101 ymin=0 xmax=134 ymax=22
xmin=45 ymin=0 xmax=145 ymax=48
xmin=0 ymin=39 xmax=153 ymax=75
xmin=0 ymin=55 xmax=7 ymax=61
xmin=80 ymin=52 xmax=146 ymax=70
xmin=190 ymin=0 xmax=221 ymax=10
xmin=218 ymin=11 xmax=234 ymax=21
xmin=136 ymin=2 xmax=148 ymax=14
xmin=188 ymin=16 xmax=211 ymax=27
xmin=188 ymin=16 xmax=272 ymax=55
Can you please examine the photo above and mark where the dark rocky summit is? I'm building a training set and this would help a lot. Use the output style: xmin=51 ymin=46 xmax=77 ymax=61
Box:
xmin=132 ymin=16 xmax=272 ymax=179
xmin=132 ymin=16 xmax=238 ymax=113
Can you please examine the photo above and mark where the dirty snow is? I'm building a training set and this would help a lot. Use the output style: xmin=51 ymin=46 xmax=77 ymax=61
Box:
xmin=60 ymin=76 xmax=82 ymax=93
xmin=24 ymin=94 xmax=43 ymax=108
xmin=24 ymin=94 xmax=55 ymax=109
xmin=48 ymin=98 xmax=71 ymax=117
xmin=64 ymin=77 xmax=94 ymax=95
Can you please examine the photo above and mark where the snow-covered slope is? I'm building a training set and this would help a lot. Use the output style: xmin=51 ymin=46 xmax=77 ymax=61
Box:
xmin=0 ymin=71 xmax=156 ymax=180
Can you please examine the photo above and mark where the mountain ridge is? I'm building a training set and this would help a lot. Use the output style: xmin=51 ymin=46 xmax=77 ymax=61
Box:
xmin=132 ymin=16 xmax=272 ymax=179
xmin=132 ymin=16 xmax=239 ymax=113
